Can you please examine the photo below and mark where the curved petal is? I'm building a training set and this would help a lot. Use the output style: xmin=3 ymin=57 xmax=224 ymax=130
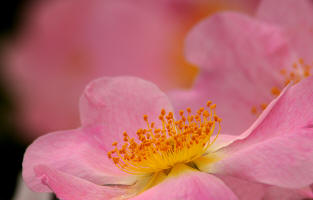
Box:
xmin=130 ymin=166 xmax=238 ymax=200
xmin=210 ymin=77 xmax=313 ymax=188
xmin=79 ymin=76 xmax=173 ymax=146
xmin=172 ymin=12 xmax=296 ymax=134
xmin=34 ymin=165 xmax=128 ymax=200
xmin=23 ymin=128 xmax=133 ymax=192
xmin=257 ymin=0 xmax=313 ymax=62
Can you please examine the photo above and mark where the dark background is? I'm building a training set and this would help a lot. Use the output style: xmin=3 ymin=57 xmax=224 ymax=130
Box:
xmin=1 ymin=0 xmax=29 ymax=199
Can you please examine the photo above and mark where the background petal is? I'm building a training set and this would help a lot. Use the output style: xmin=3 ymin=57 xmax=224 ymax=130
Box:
xmin=257 ymin=0 xmax=313 ymax=62
xmin=171 ymin=12 xmax=295 ymax=135
xmin=79 ymin=76 xmax=173 ymax=147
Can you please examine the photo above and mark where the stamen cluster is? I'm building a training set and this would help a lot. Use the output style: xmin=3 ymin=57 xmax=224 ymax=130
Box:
xmin=108 ymin=101 xmax=221 ymax=175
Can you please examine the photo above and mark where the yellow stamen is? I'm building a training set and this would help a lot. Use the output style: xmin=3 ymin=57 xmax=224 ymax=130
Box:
xmin=108 ymin=101 xmax=221 ymax=175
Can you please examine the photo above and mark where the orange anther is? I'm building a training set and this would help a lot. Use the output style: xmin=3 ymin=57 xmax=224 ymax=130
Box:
xmin=260 ymin=103 xmax=267 ymax=110
xmin=280 ymin=69 xmax=286 ymax=75
xmin=186 ymin=108 xmax=191 ymax=113
xmin=210 ymin=104 xmax=216 ymax=109
xmin=271 ymin=87 xmax=281 ymax=96
xmin=108 ymin=100 xmax=221 ymax=174
xmin=179 ymin=110 xmax=184 ymax=116
xmin=251 ymin=106 xmax=257 ymax=115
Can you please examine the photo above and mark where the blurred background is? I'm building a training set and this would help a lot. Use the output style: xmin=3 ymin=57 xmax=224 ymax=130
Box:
xmin=0 ymin=0 xmax=259 ymax=199
xmin=0 ymin=0 xmax=28 ymax=199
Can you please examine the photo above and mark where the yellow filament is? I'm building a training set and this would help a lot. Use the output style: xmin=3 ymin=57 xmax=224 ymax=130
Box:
xmin=108 ymin=101 xmax=222 ymax=175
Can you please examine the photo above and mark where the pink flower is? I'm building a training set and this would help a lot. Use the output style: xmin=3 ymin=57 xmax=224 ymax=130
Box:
xmin=4 ymin=0 xmax=258 ymax=141
xmin=23 ymin=76 xmax=313 ymax=200
xmin=170 ymin=4 xmax=313 ymax=199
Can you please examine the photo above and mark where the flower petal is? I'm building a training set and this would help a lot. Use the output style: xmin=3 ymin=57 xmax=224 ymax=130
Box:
xmin=263 ymin=186 xmax=313 ymax=200
xmin=210 ymin=77 xmax=313 ymax=188
xmin=79 ymin=77 xmax=173 ymax=145
xmin=217 ymin=175 xmax=265 ymax=200
xmin=257 ymin=0 xmax=313 ymax=62
xmin=130 ymin=170 xmax=238 ymax=200
xmin=172 ymin=12 xmax=295 ymax=134
xmin=185 ymin=12 xmax=294 ymax=72
xmin=34 ymin=165 xmax=128 ymax=200
xmin=23 ymin=128 xmax=134 ymax=192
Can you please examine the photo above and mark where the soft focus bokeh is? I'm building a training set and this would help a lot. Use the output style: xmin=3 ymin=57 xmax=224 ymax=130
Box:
xmin=0 ymin=0 xmax=259 ymax=199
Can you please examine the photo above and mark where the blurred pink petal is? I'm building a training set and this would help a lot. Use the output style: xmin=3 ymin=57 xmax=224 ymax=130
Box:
xmin=171 ymin=12 xmax=295 ymax=135
xmin=5 ymin=0 xmax=262 ymax=141
xmin=257 ymin=0 xmax=313 ymax=62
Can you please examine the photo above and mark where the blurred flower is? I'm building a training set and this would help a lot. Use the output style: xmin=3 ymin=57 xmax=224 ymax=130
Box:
xmin=171 ymin=3 xmax=312 ymax=135
xmin=3 ymin=0 xmax=259 ymax=141
xmin=23 ymin=76 xmax=313 ymax=200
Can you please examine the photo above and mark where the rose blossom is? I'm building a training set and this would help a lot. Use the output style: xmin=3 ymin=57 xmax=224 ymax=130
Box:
xmin=23 ymin=76 xmax=313 ymax=200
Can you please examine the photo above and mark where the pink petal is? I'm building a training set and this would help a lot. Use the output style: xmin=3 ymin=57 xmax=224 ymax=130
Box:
xmin=263 ymin=186 xmax=313 ymax=200
xmin=211 ymin=77 xmax=313 ymax=188
xmin=257 ymin=0 xmax=313 ymax=62
xmin=130 ymin=171 xmax=238 ymax=200
xmin=218 ymin=175 xmax=313 ymax=200
xmin=23 ymin=128 xmax=133 ymax=192
xmin=217 ymin=175 xmax=265 ymax=200
xmin=185 ymin=12 xmax=294 ymax=72
xmin=79 ymin=76 xmax=173 ymax=146
xmin=34 ymin=165 xmax=127 ymax=200
xmin=172 ymin=12 xmax=295 ymax=134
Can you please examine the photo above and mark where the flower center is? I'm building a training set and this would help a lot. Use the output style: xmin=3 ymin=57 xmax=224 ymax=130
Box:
xmin=251 ymin=58 xmax=312 ymax=115
xmin=108 ymin=101 xmax=221 ymax=175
